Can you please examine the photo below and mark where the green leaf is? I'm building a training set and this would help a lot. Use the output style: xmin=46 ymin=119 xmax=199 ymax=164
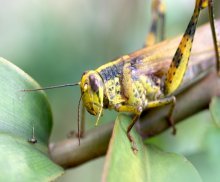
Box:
xmin=103 ymin=114 xmax=201 ymax=182
xmin=146 ymin=111 xmax=213 ymax=155
xmin=147 ymin=110 xmax=220 ymax=182
xmin=187 ymin=127 xmax=220 ymax=182
xmin=0 ymin=58 xmax=63 ymax=181
xmin=210 ymin=96 xmax=220 ymax=128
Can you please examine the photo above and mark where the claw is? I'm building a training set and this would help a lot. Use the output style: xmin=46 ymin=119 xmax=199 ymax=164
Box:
xmin=127 ymin=133 xmax=138 ymax=153
xmin=167 ymin=116 xmax=177 ymax=135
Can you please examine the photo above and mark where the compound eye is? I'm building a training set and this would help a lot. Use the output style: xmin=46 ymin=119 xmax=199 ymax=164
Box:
xmin=89 ymin=75 xmax=99 ymax=92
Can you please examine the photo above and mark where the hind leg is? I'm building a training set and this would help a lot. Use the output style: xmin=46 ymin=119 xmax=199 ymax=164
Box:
xmin=145 ymin=0 xmax=166 ymax=46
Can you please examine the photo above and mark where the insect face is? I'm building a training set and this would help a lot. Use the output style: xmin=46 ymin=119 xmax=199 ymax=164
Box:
xmin=80 ymin=70 xmax=104 ymax=116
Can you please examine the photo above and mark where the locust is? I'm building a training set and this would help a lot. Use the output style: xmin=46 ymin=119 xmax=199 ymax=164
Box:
xmin=23 ymin=0 xmax=219 ymax=151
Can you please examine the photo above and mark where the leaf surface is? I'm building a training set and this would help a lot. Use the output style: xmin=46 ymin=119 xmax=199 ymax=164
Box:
xmin=103 ymin=114 xmax=201 ymax=182
xmin=0 ymin=58 xmax=63 ymax=181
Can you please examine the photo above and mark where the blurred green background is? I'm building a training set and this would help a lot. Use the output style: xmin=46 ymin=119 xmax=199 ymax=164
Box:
xmin=0 ymin=0 xmax=219 ymax=181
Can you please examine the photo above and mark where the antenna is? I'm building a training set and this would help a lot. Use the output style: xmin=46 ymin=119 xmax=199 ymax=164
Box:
xmin=22 ymin=82 xmax=82 ymax=145
xmin=21 ymin=82 xmax=80 ymax=92
xmin=77 ymin=95 xmax=83 ymax=145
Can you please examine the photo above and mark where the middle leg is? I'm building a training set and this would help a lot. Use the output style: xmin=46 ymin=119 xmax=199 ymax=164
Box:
xmin=147 ymin=96 xmax=176 ymax=134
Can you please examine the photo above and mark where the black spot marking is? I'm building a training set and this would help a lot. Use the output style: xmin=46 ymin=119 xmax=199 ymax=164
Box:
xmin=110 ymin=65 xmax=119 ymax=78
xmin=100 ymin=69 xmax=109 ymax=81
xmin=172 ymin=48 xmax=182 ymax=67
xmin=82 ymin=70 xmax=89 ymax=76
xmin=99 ymin=61 xmax=124 ymax=82
xmin=108 ymin=67 xmax=113 ymax=79
xmin=150 ymin=20 xmax=157 ymax=34
xmin=117 ymin=61 xmax=124 ymax=74
xmin=185 ymin=17 xmax=198 ymax=38
xmin=130 ymin=56 xmax=143 ymax=69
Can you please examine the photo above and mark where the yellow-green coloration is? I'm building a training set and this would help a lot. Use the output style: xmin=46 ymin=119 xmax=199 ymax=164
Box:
xmin=80 ymin=70 xmax=104 ymax=126
xmin=80 ymin=53 xmax=176 ymax=150
xmin=80 ymin=54 xmax=166 ymax=118
xmin=79 ymin=0 xmax=219 ymax=150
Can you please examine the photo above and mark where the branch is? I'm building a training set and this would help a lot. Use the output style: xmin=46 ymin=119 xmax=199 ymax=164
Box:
xmin=49 ymin=20 xmax=220 ymax=169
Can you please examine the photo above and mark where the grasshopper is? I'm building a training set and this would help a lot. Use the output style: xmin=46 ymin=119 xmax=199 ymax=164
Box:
xmin=23 ymin=0 xmax=219 ymax=151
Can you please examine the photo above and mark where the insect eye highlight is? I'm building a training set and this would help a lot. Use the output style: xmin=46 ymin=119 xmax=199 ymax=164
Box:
xmin=84 ymin=83 xmax=88 ymax=91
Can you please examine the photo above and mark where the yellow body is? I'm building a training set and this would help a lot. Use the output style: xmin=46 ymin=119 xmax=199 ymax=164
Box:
xmin=79 ymin=0 xmax=219 ymax=150
xmin=24 ymin=0 xmax=219 ymax=150
xmin=80 ymin=0 xmax=218 ymax=125
xmin=80 ymin=54 xmax=165 ymax=119
xmin=17 ymin=0 xmax=214 ymax=149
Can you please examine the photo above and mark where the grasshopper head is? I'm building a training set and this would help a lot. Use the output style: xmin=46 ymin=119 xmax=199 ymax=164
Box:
xmin=80 ymin=70 xmax=104 ymax=117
